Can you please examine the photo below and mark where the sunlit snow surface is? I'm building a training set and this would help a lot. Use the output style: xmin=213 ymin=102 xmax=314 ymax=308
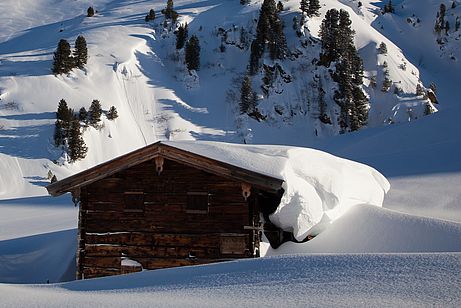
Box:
xmin=0 ymin=253 xmax=460 ymax=307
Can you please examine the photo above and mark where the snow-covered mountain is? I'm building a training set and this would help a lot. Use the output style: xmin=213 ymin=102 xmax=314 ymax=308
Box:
xmin=0 ymin=0 xmax=460 ymax=303
xmin=2 ymin=0 xmax=458 ymax=199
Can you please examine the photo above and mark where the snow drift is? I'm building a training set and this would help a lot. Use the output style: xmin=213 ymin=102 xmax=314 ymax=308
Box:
xmin=165 ymin=141 xmax=390 ymax=240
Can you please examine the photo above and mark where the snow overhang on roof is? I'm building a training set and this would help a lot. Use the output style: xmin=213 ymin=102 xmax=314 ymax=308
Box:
xmin=46 ymin=141 xmax=285 ymax=196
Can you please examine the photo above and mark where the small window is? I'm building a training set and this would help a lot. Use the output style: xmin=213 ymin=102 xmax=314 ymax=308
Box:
xmin=124 ymin=192 xmax=144 ymax=212
xmin=186 ymin=192 xmax=209 ymax=214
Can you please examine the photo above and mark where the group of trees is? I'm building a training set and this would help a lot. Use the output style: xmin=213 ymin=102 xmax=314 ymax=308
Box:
xmin=319 ymin=9 xmax=368 ymax=132
xmin=434 ymin=3 xmax=448 ymax=34
xmin=175 ymin=22 xmax=200 ymax=71
xmin=54 ymin=99 xmax=118 ymax=162
xmin=300 ymin=0 xmax=321 ymax=18
xmin=249 ymin=0 xmax=288 ymax=75
xmin=52 ymin=35 xmax=88 ymax=74
xmin=54 ymin=99 xmax=88 ymax=162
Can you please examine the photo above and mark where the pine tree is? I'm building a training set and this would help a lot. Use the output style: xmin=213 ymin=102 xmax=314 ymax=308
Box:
xmin=107 ymin=106 xmax=118 ymax=120
xmin=338 ymin=9 xmax=355 ymax=57
xmin=54 ymin=120 xmax=64 ymax=146
xmin=248 ymin=0 xmax=288 ymax=74
xmin=319 ymin=9 xmax=340 ymax=65
xmin=74 ymin=35 xmax=88 ymax=69
xmin=277 ymin=1 xmax=284 ymax=12
xmin=52 ymin=39 xmax=73 ymax=74
xmin=185 ymin=35 xmax=200 ymax=71
xmin=163 ymin=0 xmax=178 ymax=20
xmin=88 ymin=99 xmax=102 ymax=126
xmin=145 ymin=9 xmax=156 ymax=22
xmin=240 ymin=75 xmax=257 ymax=114
xmin=176 ymin=23 xmax=188 ymax=50
xmin=307 ymin=0 xmax=321 ymax=17
xmin=78 ymin=107 xmax=88 ymax=123
xmin=383 ymin=0 xmax=394 ymax=14
xmin=435 ymin=4 xmax=447 ymax=33
xmin=300 ymin=0 xmax=309 ymax=15
xmin=378 ymin=42 xmax=387 ymax=54
xmin=68 ymin=118 xmax=87 ymax=162
xmin=54 ymin=99 xmax=74 ymax=146
xmin=87 ymin=6 xmax=95 ymax=17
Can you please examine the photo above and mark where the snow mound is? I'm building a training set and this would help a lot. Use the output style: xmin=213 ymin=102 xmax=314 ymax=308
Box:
xmin=267 ymin=204 xmax=461 ymax=255
xmin=166 ymin=141 xmax=390 ymax=239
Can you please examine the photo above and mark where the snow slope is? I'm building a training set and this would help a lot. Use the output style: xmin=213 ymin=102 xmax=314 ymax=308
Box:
xmin=1 ymin=253 xmax=460 ymax=307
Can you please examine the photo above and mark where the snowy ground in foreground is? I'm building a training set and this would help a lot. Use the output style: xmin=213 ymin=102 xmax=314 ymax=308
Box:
xmin=1 ymin=253 xmax=460 ymax=307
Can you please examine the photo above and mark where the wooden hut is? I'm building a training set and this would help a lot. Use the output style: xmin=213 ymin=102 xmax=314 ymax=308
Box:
xmin=47 ymin=141 xmax=285 ymax=279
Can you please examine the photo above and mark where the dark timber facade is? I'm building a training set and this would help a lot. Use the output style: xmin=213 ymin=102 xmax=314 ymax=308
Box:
xmin=47 ymin=142 xmax=284 ymax=279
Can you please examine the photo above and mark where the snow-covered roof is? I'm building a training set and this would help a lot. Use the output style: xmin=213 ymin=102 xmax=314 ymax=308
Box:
xmin=47 ymin=140 xmax=390 ymax=240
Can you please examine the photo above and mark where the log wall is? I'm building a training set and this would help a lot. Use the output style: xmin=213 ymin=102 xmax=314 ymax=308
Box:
xmin=78 ymin=158 xmax=264 ymax=279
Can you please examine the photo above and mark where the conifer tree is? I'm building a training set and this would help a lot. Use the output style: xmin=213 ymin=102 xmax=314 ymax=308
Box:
xmin=319 ymin=9 xmax=340 ymax=65
xmin=162 ymin=0 xmax=178 ymax=20
xmin=87 ymin=6 xmax=95 ymax=17
xmin=378 ymin=42 xmax=387 ymax=54
xmin=176 ymin=23 xmax=188 ymax=49
xmin=68 ymin=118 xmax=87 ymax=162
xmin=277 ymin=1 xmax=284 ymax=12
xmin=240 ymin=75 xmax=257 ymax=114
xmin=300 ymin=0 xmax=309 ymax=15
xmin=107 ymin=106 xmax=118 ymax=120
xmin=248 ymin=0 xmax=288 ymax=74
xmin=52 ymin=39 xmax=73 ymax=74
xmin=78 ymin=107 xmax=88 ymax=123
xmin=383 ymin=0 xmax=394 ymax=14
xmin=54 ymin=120 xmax=64 ymax=147
xmin=185 ymin=35 xmax=200 ymax=71
xmin=338 ymin=9 xmax=355 ymax=57
xmin=145 ymin=9 xmax=156 ymax=22
xmin=54 ymin=99 xmax=74 ymax=146
xmin=307 ymin=0 xmax=321 ymax=17
xmin=88 ymin=99 xmax=102 ymax=126
xmin=74 ymin=35 xmax=88 ymax=69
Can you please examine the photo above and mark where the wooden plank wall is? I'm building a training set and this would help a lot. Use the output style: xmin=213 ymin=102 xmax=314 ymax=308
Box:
xmin=79 ymin=158 xmax=259 ymax=279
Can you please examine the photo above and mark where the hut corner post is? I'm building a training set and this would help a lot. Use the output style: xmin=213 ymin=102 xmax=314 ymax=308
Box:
xmin=75 ymin=188 xmax=85 ymax=280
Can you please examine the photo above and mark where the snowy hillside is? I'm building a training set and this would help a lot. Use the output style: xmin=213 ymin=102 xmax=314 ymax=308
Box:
xmin=1 ymin=0 xmax=460 ymax=305
xmin=0 ymin=0 xmax=452 ymax=199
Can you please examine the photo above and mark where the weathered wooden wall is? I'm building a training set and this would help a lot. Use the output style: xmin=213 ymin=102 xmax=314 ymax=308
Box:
xmin=78 ymin=158 xmax=264 ymax=279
